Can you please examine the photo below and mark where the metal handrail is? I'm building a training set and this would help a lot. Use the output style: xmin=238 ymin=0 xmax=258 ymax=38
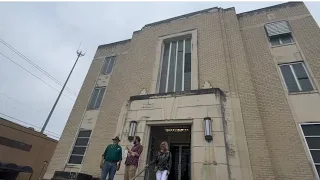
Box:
xmin=129 ymin=167 xmax=146 ymax=180
xmin=129 ymin=166 xmax=169 ymax=180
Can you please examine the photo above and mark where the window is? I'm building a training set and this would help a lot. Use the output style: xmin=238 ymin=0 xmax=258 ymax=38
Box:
xmin=301 ymin=123 xmax=320 ymax=178
xmin=0 ymin=136 xmax=32 ymax=152
xmin=159 ymin=38 xmax=192 ymax=93
xmin=269 ymin=34 xmax=293 ymax=46
xmin=68 ymin=130 xmax=92 ymax=164
xmin=101 ymin=56 xmax=116 ymax=74
xmin=87 ymin=87 xmax=106 ymax=110
xmin=279 ymin=62 xmax=313 ymax=93
xmin=265 ymin=21 xmax=294 ymax=46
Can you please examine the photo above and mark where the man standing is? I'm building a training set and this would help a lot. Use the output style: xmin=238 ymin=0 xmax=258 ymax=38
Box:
xmin=100 ymin=136 xmax=122 ymax=180
xmin=124 ymin=136 xmax=143 ymax=180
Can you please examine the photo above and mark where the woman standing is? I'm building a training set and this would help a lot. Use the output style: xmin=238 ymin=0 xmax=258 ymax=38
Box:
xmin=147 ymin=141 xmax=172 ymax=180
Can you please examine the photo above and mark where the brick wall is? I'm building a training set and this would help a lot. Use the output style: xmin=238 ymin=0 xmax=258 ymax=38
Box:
xmin=224 ymin=9 xmax=275 ymax=180
xmin=81 ymin=8 xmax=238 ymax=176
xmin=46 ymin=2 xmax=319 ymax=179
xmin=81 ymin=40 xmax=132 ymax=175
xmin=45 ymin=57 xmax=104 ymax=178
xmin=238 ymin=2 xmax=315 ymax=179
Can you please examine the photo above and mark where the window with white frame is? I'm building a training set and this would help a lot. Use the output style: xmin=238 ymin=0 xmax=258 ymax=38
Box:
xmin=87 ymin=87 xmax=106 ymax=110
xmin=101 ymin=56 xmax=116 ymax=74
xmin=265 ymin=21 xmax=294 ymax=46
xmin=301 ymin=123 xmax=320 ymax=177
xmin=159 ymin=37 xmax=192 ymax=93
xmin=68 ymin=130 xmax=92 ymax=164
xmin=279 ymin=62 xmax=314 ymax=93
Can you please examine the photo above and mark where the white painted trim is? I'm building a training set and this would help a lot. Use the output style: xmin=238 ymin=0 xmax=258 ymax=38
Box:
xmin=182 ymin=40 xmax=186 ymax=91
xmin=165 ymin=43 xmax=172 ymax=93
xmin=174 ymin=42 xmax=178 ymax=92
xmin=290 ymin=64 xmax=302 ymax=91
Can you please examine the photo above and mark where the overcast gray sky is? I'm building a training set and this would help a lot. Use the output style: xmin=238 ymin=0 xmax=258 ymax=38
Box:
xmin=0 ymin=2 xmax=319 ymax=139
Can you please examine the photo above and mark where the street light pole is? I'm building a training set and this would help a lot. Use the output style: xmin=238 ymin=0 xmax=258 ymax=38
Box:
xmin=41 ymin=50 xmax=85 ymax=133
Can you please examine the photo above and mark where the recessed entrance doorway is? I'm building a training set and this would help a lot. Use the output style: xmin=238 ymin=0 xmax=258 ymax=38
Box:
xmin=145 ymin=125 xmax=191 ymax=180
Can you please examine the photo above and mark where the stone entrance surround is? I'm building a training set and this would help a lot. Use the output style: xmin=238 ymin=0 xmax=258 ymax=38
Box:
xmin=112 ymin=88 xmax=253 ymax=180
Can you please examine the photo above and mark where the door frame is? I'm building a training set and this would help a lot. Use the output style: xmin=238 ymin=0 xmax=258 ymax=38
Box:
xmin=144 ymin=120 xmax=193 ymax=180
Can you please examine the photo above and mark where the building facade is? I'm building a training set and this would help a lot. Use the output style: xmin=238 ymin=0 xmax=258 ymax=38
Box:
xmin=45 ymin=2 xmax=320 ymax=180
xmin=0 ymin=118 xmax=57 ymax=180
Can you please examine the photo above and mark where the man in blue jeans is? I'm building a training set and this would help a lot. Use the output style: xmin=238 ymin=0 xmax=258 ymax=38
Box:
xmin=100 ymin=136 xmax=122 ymax=180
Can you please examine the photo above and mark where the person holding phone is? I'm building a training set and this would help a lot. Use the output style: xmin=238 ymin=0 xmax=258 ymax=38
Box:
xmin=124 ymin=136 xmax=143 ymax=180
xmin=100 ymin=136 xmax=122 ymax=180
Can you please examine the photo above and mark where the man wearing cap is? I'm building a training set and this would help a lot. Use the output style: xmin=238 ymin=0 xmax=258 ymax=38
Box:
xmin=100 ymin=136 xmax=122 ymax=180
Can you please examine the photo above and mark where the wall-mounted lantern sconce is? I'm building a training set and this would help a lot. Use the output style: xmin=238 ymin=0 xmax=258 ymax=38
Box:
xmin=204 ymin=117 xmax=213 ymax=142
xmin=128 ymin=121 xmax=137 ymax=142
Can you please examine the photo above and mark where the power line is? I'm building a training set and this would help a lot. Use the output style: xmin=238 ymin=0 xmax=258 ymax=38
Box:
xmin=0 ymin=92 xmax=44 ymax=114
xmin=0 ymin=52 xmax=75 ymax=102
xmin=0 ymin=38 xmax=78 ymax=96
xmin=0 ymin=52 xmax=122 ymax=138
xmin=0 ymin=112 xmax=60 ymax=138
xmin=0 ymin=44 xmax=116 ymax=137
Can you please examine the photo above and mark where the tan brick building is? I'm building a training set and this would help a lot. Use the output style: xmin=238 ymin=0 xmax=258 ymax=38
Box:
xmin=44 ymin=2 xmax=320 ymax=180
xmin=0 ymin=118 xmax=57 ymax=180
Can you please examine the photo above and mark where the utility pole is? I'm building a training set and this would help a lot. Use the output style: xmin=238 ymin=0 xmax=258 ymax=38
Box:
xmin=41 ymin=49 xmax=85 ymax=133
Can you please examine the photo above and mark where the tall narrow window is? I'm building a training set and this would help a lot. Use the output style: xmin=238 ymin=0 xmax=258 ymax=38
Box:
xmin=159 ymin=38 xmax=192 ymax=93
xmin=87 ymin=87 xmax=106 ymax=110
xmin=68 ymin=130 xmax=92 ymax=164
xmin=279 ymin=62 xmax=313 ymax=93
xmin=101 ymin=57 xmax=116 ymax=74
xmin=301 ymin=123 xmax=320 ymax=178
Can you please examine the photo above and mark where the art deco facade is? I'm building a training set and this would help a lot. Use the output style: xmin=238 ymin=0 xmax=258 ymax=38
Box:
xmin=45 ymin=2 xmax=320 ymax=180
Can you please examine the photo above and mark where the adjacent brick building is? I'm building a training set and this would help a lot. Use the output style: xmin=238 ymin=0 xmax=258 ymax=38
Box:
xmin=44 ymin=2 xmax=320 ymax=180
xmin=0 ymin=118 xmax=57 ymax=180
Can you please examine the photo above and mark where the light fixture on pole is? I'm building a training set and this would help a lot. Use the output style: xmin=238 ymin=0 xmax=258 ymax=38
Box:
xmin=128 ymin=121 xmax=137 ymax=142
xmin=204 ymin=117 xmax=213 ymax=141
xmin=41 ymin=46 xmax=86 ymax=133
